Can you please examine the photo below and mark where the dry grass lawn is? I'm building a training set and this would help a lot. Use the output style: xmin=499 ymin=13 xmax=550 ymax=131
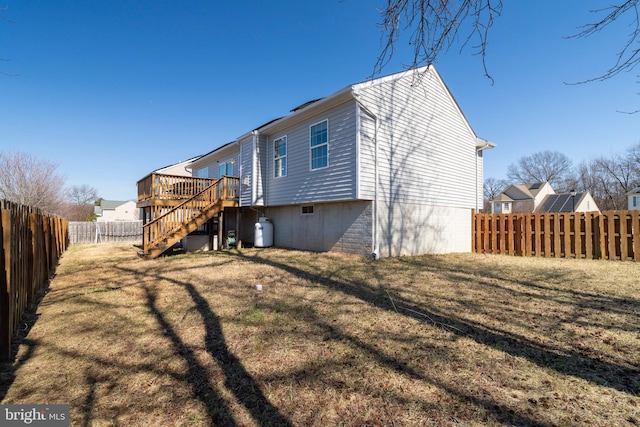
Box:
xmin=1 ymin=242 xmax=639 ymax=426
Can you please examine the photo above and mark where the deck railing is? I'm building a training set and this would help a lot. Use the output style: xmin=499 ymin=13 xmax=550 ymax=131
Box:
xmin=137 ymin=173 xmax=216 ymax=202
xmin=142 ymin=176 xmax=238 ymax=255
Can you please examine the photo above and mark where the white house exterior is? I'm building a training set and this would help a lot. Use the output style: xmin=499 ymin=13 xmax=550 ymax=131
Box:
xmin=628 ymin=187 xmax=640 ymax=210
xmin=96 ymin=200 xmax=140 ymax=222
xmin=184 ymin=65 xmax=494 ymax=258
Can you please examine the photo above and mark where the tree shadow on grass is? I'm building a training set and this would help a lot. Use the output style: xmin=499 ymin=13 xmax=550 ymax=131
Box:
xmin=118 ymin=266 xmax=292 ymax=427
xmin=254 ymin=291 xmax=554 ymax=426
xmin=399 ymin=255 xmax=640 ymax=321
xmin=0 ymin=286 xmax=48 ymax=402
xmin=232 ymin=251 xmax=640 ymax=396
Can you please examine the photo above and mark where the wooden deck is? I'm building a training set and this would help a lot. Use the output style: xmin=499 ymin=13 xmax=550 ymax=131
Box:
xmin=137 ymin=174 xmax=239 ymax=258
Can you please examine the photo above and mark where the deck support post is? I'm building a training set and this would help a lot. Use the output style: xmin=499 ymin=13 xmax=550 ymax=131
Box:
xmin=218 ymin=211 xmax=223 ymax=250
xmin=236 ymin=208 xmax=242 ymax=249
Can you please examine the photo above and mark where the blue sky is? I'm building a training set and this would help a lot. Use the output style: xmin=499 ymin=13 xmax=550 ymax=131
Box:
xmin=1 ymin=0 xmax=639 ymax=201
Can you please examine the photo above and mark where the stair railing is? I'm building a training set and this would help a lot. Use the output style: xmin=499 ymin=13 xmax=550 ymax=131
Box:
xmin=142 ymin=176 xmax=239 ymax=255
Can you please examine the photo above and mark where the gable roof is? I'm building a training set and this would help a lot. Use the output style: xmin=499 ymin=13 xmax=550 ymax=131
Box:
xmin=501 ymin=182 xmax=549 ymax=201
xmin=492 ymin=193 xmax=513 ymax=202
xmin=191 ymin=65 xmax=495 ymax=166
xmin=100 ymin=200 xmax=134 ymax=210
xmin=153 ymin=156 xmax=202 ymax=174
xmin=627 ymin=186 xmax=640 ymax=195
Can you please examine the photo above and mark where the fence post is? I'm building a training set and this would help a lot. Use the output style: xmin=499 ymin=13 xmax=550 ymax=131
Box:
xmin=620 ymin=211 xmax=628 ymax=261
xmin=471 ymin=209 xmax=476 ymax=253
xmin=561 ymin=213 xmax=570 ymax=258
xmin=0 ymin=204 xmax=12 ymax=360
xmin=632 ymin=210 xmax=640 ymax=261
xmin=607 ymin=211 xmax=617 ymax=260
xmin=575 ymin=212 xmax=583 ymax=259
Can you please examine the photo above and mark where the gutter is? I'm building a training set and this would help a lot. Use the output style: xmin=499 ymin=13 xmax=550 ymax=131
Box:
xmin=352 ymin=91 xmax=380 ymax=260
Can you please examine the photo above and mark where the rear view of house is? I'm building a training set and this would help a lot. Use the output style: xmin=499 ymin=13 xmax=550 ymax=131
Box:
xmin=137 ymin=65 xmax=494 ymax=258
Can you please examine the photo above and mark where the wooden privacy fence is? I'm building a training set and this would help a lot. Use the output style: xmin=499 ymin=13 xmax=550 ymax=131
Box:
xmin=473 ymin=210 xmax=640 ymax=261
xmin=69 ymin=220 xmax=143 ymax=244
xmin=0 ymin=200 xmax=69 ymax=360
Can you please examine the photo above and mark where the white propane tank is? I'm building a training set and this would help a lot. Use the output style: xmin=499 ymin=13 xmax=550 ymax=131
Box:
xmin=254 ymin=217 xmax=273 ymax=248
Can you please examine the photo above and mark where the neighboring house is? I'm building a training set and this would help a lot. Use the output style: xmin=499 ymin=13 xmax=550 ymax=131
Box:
xmin=490 ymin=182 xmax=554 ymax=214
xmin=490 ymin=182 xmax=600 ymax=214
xmin=137 ymin=65 xmax=496 ymax=258
xmin=628 ymin=186 xmax=640 ymax=210
xmin=96 ymin=200 xmax=140 ymax=221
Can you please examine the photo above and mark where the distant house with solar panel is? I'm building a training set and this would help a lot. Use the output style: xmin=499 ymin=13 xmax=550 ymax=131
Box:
xmin=490 ymin=182 xmax=600 ymax=214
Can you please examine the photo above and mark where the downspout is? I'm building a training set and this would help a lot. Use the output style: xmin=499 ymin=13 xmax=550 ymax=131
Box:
xmin=251 ymin=130 xmax=259 ymax=206
xmin=353 ymin=93 xmax=380 ymax=260
xmin=475 ymin=149 xmax=479 ymax=212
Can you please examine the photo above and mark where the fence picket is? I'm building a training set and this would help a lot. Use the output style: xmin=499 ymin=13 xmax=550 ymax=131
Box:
xmin=0 ymin=200 xmax=68 ymax=360
xmin=633 ymin=211 xmax=640 ymax=262
xmin=472 ymin=210 xmax=639 ymax=262
xmin=68 ymin=221 xmax=142 ymax=244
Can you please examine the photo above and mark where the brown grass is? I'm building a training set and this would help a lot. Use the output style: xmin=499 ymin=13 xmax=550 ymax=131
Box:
xmin=1 ymin=243 xmax=639 ymax=426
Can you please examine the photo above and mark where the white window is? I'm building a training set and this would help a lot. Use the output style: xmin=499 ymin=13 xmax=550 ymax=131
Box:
xmin=196 ymin=167 xmax=208 ymax=178
xmin=274 ymin=136 xmax=287 ymax=177
xmin=634 ymin=196 xmax=639 ymax=207
xmin=310 ymin=120 xmax=328 ymax=170
xmin=218 ymin=161 xmax=233 ymax=178
xmin=494 ymin=202 xmax=502 ymax=213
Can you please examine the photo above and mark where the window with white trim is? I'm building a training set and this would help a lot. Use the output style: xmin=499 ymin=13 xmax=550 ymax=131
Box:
xmin=196 ymin=167 xmax=208 ymax=178
xmin=274 ymin=136 xmax=287 ymax=177
xmin=310 ymin=120 xmax=328 ymax=170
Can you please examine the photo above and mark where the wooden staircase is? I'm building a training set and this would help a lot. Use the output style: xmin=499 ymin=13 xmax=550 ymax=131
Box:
xmin=141 ymin=176 xmax=239 ymax=259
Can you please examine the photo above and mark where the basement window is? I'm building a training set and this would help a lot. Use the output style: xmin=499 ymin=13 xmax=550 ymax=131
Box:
xmin=301 ymin=205 xmax=314 ymax=215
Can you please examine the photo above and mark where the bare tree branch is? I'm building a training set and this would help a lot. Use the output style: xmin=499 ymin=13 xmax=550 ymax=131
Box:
xmin=565 ymin=1 xmax=640 ymax=84
xmin=376 ymin=1 xmax=639 ymax=111
xmin=0 ymin=7 xmax=18 ymax=77
xmin=374 ymin=0 xmax=503 ymax=81
xmin=506 ymin=151 xmax=575 ymax=192
xmin=0 ymin=150 xmax=67 ymax=215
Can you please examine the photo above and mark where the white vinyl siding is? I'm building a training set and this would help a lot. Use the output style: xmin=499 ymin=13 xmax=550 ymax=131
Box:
xmin=239 ymin=136 xmax=254 ymax=206
xmin=355 ymin=67 xmax=478 ymax=209
xmin=255 ymin=134 xmax=268 ymax=206
xmin=265 ymin=100 xmax=357 ymax=206
xmin=189 ymin=148 xmax=240 ymax=183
